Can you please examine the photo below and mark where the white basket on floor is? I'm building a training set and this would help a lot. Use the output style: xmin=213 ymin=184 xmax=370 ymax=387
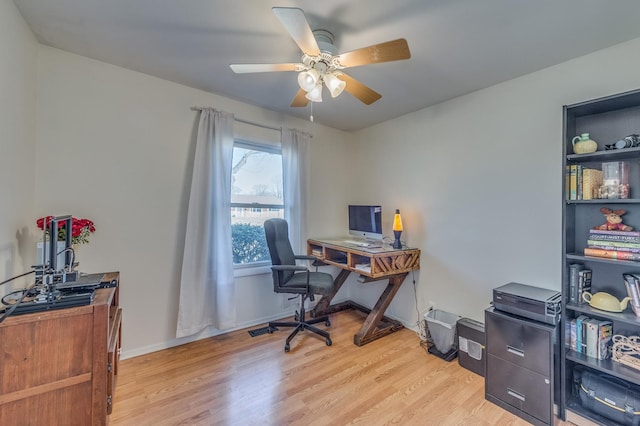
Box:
xmin=425 ymin=309 xmax=461 ymax=353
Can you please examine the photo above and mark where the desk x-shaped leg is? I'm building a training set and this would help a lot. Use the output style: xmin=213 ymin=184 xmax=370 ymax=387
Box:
xmin=310 ymin=270 xmax=407 ymax=346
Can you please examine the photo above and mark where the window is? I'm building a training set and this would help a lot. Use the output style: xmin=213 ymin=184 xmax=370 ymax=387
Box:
xmin=231 ymin=140 xmax=283 ymax=267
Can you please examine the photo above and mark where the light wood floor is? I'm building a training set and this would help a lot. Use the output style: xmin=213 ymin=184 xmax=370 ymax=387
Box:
xmin=110 ymin=310 xmax=574 ymax=426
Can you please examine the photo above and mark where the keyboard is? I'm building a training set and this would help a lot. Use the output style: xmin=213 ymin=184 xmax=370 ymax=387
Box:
xmin=342 ymin=239 xmax=381 ymax=248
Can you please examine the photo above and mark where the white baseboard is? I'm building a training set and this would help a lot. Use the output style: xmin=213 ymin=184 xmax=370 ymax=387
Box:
xmin=121 ymin=297 xmax=418 ymax=360
xmin=120 ymin=310 xmax=296 ymax=360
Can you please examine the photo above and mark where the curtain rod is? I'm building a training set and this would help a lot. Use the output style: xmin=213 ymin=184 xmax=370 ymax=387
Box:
xmin=190 ymin=106 xmax=282 ymax=133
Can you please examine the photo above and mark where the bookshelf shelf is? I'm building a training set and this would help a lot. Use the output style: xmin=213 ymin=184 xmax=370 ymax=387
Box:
xmin=561 ymin=88 xmax=640 ymax=425
xmin=567 ymin=146 xmax=640 ymax=163
xmin=566 ymin=303 xmax=640 ymax=327
xmin=566 ymin=198 xmax=640 ymax=205
xmin=566 ymin=253 xmax=640 ymax=266
xmin=566 ymin=350 xmax=640 ymax=386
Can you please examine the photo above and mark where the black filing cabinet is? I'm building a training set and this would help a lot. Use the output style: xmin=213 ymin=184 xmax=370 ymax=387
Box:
xmin=485 ymin=307 xmax=557 ymax=426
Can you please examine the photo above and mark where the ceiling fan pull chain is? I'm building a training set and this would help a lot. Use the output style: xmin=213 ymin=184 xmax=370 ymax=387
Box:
xmin=310 ymin=101 xmax=314 ymax=122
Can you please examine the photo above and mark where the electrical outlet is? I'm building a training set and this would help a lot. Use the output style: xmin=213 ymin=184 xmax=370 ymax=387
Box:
xmin=425 ymin=300 xmax=435 ymax=312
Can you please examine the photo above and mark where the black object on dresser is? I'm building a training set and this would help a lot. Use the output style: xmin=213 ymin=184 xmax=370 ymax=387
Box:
xmin=493 ymin=282 xmax=561 ymax=325
xmin=485 ymin=307 xmax=559 ymax=426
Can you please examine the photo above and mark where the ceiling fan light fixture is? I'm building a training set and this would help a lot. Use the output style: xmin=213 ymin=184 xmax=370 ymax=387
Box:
xmin=297 ymin=68 xmax=320 ymax=92
xmin=324 ymin=72 xmax=346 ymax=98
xmin=305 ymin=83 xmax=323 ymax=102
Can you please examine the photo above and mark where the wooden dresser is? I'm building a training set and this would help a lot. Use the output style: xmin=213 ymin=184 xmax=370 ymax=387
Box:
xmin=0 ymin=271 xmax=122 ymax=426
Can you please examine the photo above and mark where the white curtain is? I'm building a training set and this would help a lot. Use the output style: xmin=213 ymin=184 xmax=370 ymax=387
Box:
xmin=281 ymin=128 xmax=311 ymax=252
xmin=177 ymin=108 xmax=235 ymax=338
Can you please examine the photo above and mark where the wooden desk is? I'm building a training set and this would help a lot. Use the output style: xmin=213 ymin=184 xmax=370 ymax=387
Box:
xmin=0 ymin=271 xmax=122 ymax=426
xmin=307 ymin=239 xmax=420 ymax=346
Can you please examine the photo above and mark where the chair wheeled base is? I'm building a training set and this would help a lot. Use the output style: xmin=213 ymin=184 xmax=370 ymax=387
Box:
xmin=269 ymin=294 xmax=332 ymax=352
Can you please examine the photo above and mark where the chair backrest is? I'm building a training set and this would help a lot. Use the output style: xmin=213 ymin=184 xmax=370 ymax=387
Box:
xmin=264 ymin=218 xmax=296 ymax=286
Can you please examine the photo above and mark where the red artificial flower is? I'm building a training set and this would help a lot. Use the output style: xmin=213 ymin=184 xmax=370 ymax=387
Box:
xmin=36 ymin=216 xmax=96 ymax=244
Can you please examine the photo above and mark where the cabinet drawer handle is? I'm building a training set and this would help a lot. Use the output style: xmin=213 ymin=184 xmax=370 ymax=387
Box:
xmin=507 ymin=345 xmax=524 ymax=357
xmin=507 ymin=388 xmax=525 ymax=402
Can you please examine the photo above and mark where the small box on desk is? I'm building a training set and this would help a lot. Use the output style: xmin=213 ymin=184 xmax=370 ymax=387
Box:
xmin=457 ymin=318 xmax=485 ymax=376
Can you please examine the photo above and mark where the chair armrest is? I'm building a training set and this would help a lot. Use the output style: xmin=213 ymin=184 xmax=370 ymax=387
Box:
xmin=271 ymin=265 xmax=308 ymax=272
xmin=294 ymin=255 xmax=317 ymax=261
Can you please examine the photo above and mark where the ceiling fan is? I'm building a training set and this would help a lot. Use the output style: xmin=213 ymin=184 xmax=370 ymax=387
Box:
xmin=229 ymin=7 xmax=411 ymax=107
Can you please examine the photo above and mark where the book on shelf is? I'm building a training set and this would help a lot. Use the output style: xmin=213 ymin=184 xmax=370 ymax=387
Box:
xmin=569 ymin=318 xmax=577 ymax=351
xmin=582 ymin=168 xmax=603 ymax=201
xmin=585 ymin=319 xmax=599 ymax=358
xmin=575 ymin=315 xmax=588 ymax=355
xmin=590 ymin=229 xmax=640 ymax=237
xmin=584 ymin=247 xmax=640 ymax=261
xmin=587 ymin=244 xmax=640 ymax=253
xmin=565 ymin=165 xmax=570 ymax=200
xmin=564 ymin=164 xmax=571 ymax=200
xmin=577 ymin=165 xmax=583 ymax=200
xmin=597 ymin=320 xmax=613 ymax=360
xmin=568 ymin=263 xmax=583 ymax=304
xmin=569 ymin=164 xmax=578 ymax=200
xmin=581 ymin=317 xmax=588 ymax=356
xmin=589 ymin=229 xmax=640 ymax=243
xmin=587 ymin=239 xmax=640 ymax=250
xmin=577 ymin=269 xmax=592 ymax=305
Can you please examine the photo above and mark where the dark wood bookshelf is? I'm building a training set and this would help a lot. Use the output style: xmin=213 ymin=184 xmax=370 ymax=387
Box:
xmin=561 ymin=88 xmax=640 ymax=423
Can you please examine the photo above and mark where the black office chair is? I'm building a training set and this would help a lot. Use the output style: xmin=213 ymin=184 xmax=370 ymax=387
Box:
xmin=264 ymin=218 xmax=334 ymax=352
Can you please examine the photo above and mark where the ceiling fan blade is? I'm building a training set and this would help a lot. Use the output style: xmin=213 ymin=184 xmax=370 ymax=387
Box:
xmin=272 ymin=7 xmax=320 ymax=56
xmin=338 ymin=73 xmax=382 ymax=105
xmin=336 ymin=39 xmax=411 ymax=68
xmin=290 ymin=88 xmax=309 ymax=107
xmin=230 ymin=63 xmax=300 ymax=73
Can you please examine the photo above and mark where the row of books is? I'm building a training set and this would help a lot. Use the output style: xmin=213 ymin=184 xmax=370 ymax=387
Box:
xmin=568 ymin=264 xmax=591 ymax=305
xmin=566 ymin=165 xmax=602 ymax=200
xmin=567 ymin=315 xmax=613 ymax=360
xmin=584 ymin=229 xmax=640 ymax=261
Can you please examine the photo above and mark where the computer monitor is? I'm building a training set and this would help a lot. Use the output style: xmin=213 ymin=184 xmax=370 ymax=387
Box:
xmin=348 ymin=205 xmax=383 ymax=241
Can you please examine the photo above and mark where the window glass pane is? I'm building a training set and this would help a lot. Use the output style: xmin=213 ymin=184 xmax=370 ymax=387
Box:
xmin=231 ymin=144 xmax=284 ymax=265
xmin=231 ymin=146 xmax=283 ymax=204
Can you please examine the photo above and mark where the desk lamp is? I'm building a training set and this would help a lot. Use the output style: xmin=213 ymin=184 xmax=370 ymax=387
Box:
xmin=392 ymin=209 xmax=403 ymax=249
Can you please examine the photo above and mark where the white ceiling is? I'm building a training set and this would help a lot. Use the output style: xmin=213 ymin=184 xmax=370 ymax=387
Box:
xmin=13 ymin=0 xmax=640 ymax=131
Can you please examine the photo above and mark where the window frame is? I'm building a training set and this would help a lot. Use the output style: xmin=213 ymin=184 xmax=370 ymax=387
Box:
xmin=230 ymin=139 xmax=284 ymax=274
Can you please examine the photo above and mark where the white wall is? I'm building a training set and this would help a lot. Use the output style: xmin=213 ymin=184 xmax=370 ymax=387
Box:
xmin=351 ymin=37 xmax=640 ymax=327
xmin=0 ymin=0 xmax=38 ymax=287
xmin=34 ymin=46 xmax=353 ymax=357
xmin=13 ymin=3 xmax=640 ymax=356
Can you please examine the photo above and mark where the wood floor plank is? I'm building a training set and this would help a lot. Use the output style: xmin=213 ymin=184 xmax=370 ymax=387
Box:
xmin=110 ymin=310 xmax=575 ymax=425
